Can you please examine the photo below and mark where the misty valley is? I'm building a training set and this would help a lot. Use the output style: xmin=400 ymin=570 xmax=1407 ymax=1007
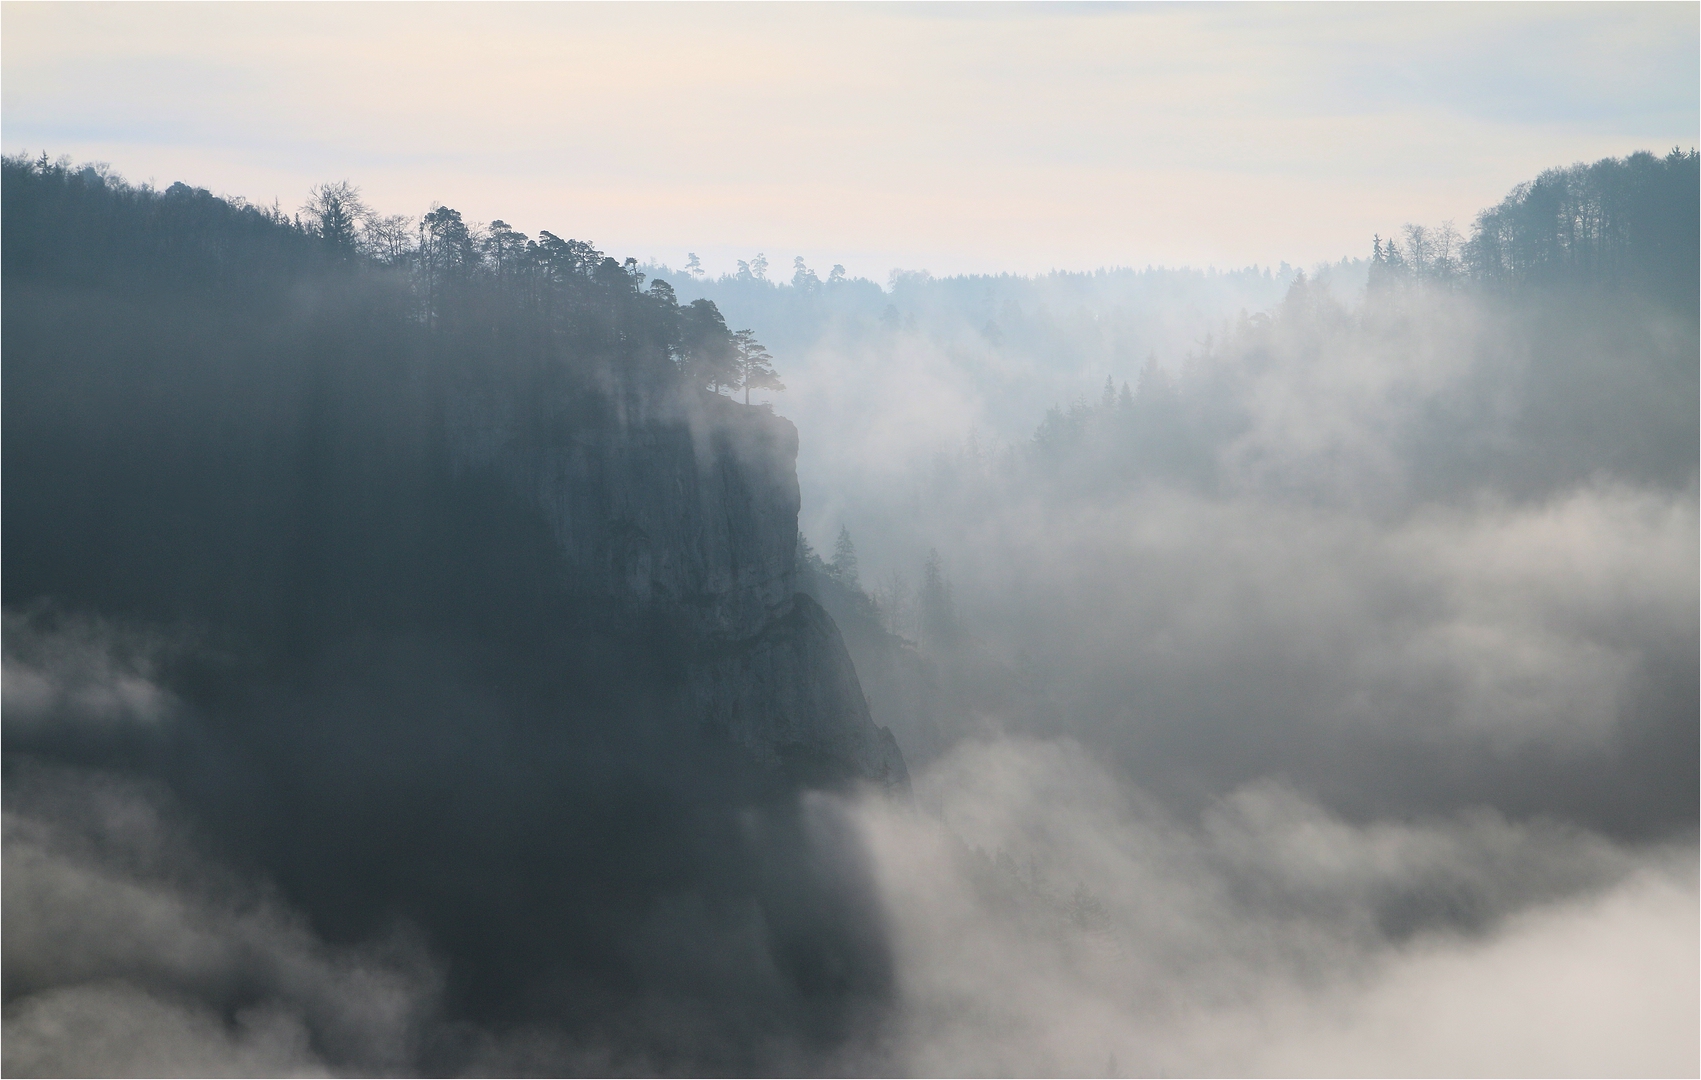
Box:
xmin=3 ymin=148 xmax=1696 ymax=1077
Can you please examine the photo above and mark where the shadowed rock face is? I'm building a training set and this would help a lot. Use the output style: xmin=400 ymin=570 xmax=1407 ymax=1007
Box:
xmin=451 ymin=388 xmax=801 ymax=637
xmin=448 ymin=379 xmax=907 ymax=789
xmin=693 ymin=591 xmax=909 ymax=790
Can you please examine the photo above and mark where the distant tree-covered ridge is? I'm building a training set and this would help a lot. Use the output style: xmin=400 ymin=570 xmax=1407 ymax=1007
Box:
xmin=1012 ymin=149 xmax=1700 ymax=491
xmin=796 ymin=150 xmax=1699 ymax=808
xmin=1370 ymin=148 xmax=1698 ymax=301
xmin=0 ymin=153 xmax=777 ymax=402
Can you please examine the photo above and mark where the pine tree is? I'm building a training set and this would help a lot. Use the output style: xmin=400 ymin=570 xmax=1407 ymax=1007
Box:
xmin=680 ymin=300 xmax=739 ymax=393
xmin=879 ymin=569 xmax=911 ymax=638
xmin=831 ymin=527 xmax=859 ymax=589
xmin=731 ymin=330 xmax=782 ymax=404
xmin=919 ymin=548 xmax=956 ymax=649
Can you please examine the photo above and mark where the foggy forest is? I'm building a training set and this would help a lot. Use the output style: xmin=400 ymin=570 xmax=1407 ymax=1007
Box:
xmin=3 ymin=53 xmax=1698 ymax=1078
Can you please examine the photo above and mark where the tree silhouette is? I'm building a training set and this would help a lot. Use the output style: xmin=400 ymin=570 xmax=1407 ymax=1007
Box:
xmin=830 ymin=527 xmax=859 ymax=589
xmin=792 ymin=256 xmax=820 ymax=292
xmin=731 ymin=328 xmax=782 ymax=404
xmin=919 ymin=548 xmax=957 ymax=649
xmin=680 ymin=299 xmax=738 ymax=393
xmin=485 ymin=219 xmax=529 ymax=281
xmin=302 ymin=181 xmax=370 ymax=259
xmin=878 ymin=569 xmax=911 ymax=638
xmin=363 ymin=213 xmax=415 ymax=266
xmin=1463 ymin=148 xmax=1698 ymax=303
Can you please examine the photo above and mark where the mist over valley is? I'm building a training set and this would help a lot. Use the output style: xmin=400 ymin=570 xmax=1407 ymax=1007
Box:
xmin=3 ymin=7 xmax=1697 ymax=1072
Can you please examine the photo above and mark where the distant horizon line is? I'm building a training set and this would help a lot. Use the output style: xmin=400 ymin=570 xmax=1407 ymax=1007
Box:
xmin=0 ymin=147 xmax=1391 ymax=289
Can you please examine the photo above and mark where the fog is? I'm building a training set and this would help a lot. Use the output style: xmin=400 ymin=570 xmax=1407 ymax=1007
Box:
xmin=639 ymin=258 xmax=1366 ymax=536
xmin=677 ymin=189 xmax=1697 ymax=840
xmin=860 ymin=739 xmax=1696 ymax=1077
xmin=4 ymin=762 xmax=435 ymax=1077
xmin=4 ymin=151 xmax=1695 ymax=1075
xmin=691 ymin=154 xmax=1697 ymax=1071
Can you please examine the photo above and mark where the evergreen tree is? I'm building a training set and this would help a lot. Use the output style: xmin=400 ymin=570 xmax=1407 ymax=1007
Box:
xmin=831 ymin=527 xmax=859 ymax=589
xmin=792 ymin=256 xmax=820 ymax=292
xmin=731 ymin=329 xmax=783 ymax=404
xmin=919 ymin=548 xmax=956 ymax=649
xmin=680 ymin=300 xmax=739 ymax=393
xmin=878 ymin=569 xmax=911 ymax=638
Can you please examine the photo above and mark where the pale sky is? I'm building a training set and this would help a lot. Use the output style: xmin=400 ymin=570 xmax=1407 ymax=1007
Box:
xmin=4 ymin=2 xmax=1696 ymax=279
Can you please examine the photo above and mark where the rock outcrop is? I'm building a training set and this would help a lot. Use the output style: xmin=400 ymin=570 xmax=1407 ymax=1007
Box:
xmin=448 ymin=385 xmax=908 ymax=789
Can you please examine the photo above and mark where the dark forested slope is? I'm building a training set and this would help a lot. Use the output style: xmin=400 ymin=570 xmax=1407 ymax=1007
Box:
xmin=2 ymin=158 xmax=902 ymax=1073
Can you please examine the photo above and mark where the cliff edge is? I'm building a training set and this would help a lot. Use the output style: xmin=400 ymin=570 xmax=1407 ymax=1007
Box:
xmin=448 ymin=383 xmax=908 ymax=789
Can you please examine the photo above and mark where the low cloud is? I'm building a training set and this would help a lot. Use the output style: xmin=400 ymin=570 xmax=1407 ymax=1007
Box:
xmin=851 ymin=737 xmax=1698 ymax=1077
xmin=2 ymin=611 xmax=181 ymax=733
xmin=2 ymin=764 xmax=439 ymax=1077
xmin=4 ymin=741 xmax=1693 ymax=1077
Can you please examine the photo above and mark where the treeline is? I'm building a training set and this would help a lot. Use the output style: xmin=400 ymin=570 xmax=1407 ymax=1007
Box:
xmin=999 ymin=149 xmax=1700 ymax=501
xmin=660 ymin=254 xmax=1300 ymax=379
xmin=0 ymin=154 xmax=777 ymax=400
xmin=813 ymin=149 xmax=1699 ymax=803
xmin=1 ymin=154 xmax=795 ymax=644
xmin=1371 ymin=148 xmax=1698 ymax=302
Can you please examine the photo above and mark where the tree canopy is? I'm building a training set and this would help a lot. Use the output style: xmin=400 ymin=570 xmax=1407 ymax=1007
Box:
xmin=1 ymin=153 xmax=781 ymax=402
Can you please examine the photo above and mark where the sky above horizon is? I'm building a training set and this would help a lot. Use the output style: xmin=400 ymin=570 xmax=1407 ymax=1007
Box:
xmin=4 ymin=2 xmax=1696 ymax=280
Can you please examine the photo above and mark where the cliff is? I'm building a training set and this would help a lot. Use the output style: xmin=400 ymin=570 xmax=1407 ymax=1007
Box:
xmin=448 ymin=383 xmax=907 ymax=788
xmin=2 ymin=159 xmax=907 ymax=1046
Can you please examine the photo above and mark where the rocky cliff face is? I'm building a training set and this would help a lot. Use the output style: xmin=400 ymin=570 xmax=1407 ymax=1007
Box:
xmin=448 ymin=385 xmax=907 ymax=789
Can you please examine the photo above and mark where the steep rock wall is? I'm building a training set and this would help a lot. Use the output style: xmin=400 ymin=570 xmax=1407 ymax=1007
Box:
xmin=448 ymin=386 xmax=907 ymax=789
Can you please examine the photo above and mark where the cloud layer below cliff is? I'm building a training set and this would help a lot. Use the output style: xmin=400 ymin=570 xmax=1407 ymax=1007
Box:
xmin=856 ymin=738 xmax=1698 ymax=1077
xmin=7 ymin=736 xmax=1694 ymax=1076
